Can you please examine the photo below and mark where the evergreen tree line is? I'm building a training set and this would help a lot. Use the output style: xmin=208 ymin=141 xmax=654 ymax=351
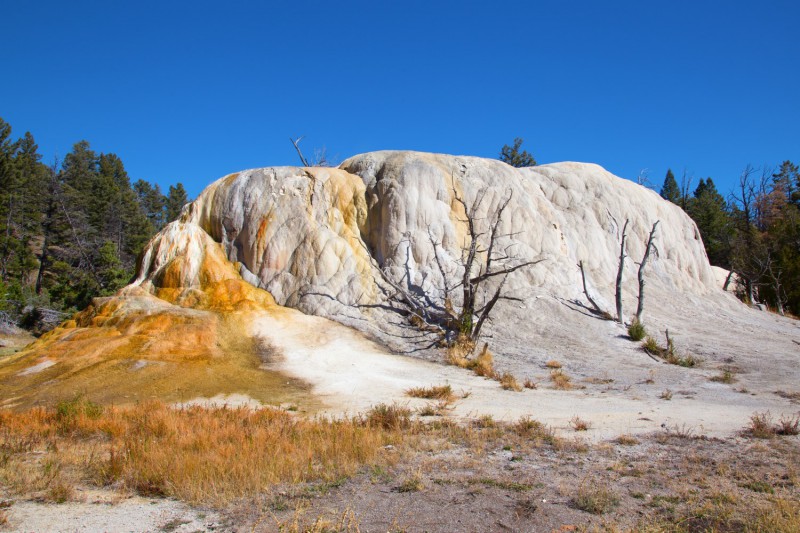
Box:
xmin=659 ymin=163 xmax=800 ymax=316
xmin=0 ymin=117 xmax=188 ymax=329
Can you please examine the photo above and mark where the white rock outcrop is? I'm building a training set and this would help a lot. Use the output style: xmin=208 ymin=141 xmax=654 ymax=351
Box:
xmin=132 ymin=151 xmax=732 ymax=344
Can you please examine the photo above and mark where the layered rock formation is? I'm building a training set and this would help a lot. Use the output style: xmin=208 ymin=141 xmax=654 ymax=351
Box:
xmin=2 ymin=151 xmax=747 ymax=408
xmin=135 ymin=151 xmax=722 ymax=329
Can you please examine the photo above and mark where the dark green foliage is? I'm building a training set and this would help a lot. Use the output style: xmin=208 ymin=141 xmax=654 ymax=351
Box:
xmin=687 ymin=178 xmax=732 ymax=267
xmin=166 ymin=183 xmax=189 ymax=222
xmin=659 ymin=169 xmax=681 ymax=204
xmin=0 ymin=117 xmax=187 ymax=328
xmin=499 ymin=137 xmax=536 ymax=168
xmin=627 ymin=320 xmax=646 ymax=341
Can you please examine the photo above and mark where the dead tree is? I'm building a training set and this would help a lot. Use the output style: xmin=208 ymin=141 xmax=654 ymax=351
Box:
xmin=289 ymin=136 xmax=310 ymax=167
xmin=635 ymin=221 xmax=660 ymax=323
xmin=615 ymin=219 xmax=630 ymax=323
xmin=376 ymin=186 xmax=543 ymax=345
xmin=577 ymin=260 xmax=609 ymax=318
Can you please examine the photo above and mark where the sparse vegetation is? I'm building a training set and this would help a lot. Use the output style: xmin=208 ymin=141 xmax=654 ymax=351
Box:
xmin=747 ymin=411 xmax=800 ymax=438
xmin=550 ymin=369 xmax=573 ymax=390
xmin=642 ymin=331 xmax=700 ymax=367
xmin=405 ymin=384 xmax=454 ymax=401
xmin=545 ymin=360 xmax=562 ymax=369
xmin=365 ymin=403 xmax=412 ymax=430
xmin=570 ymin=416 xmax=590 ymax=431
xmin=572 ymin=482 xmax=619 ymax=514
xmin=523 ymin=378 xmax=537 ymax=389
xmin=615 ymin=434 xmax=640 ymax=446
xmin=660 ymin=389 xmax=673 ymax=400
xmin=396 ymin=470 xmax=424 ymax=493
xmin=628 ymin=319 xmax=647 ymax=341
xmin=499 ymin=372 xmax=522 ymax=392
xmin=710 ymin=368 xmax=737 ymax=384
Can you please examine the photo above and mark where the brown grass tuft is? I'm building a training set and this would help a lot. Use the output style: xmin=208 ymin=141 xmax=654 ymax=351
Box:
xmin=570 ymin=416 xmax=591 ymax=431
xmin=499 ymin=373 xmax=522 ymax=392
xmin=550 ymin=369 xmax=573 ymax=390
xmin=405 ymin=384 xmax=454 ymax=401
xmin=523 ymin=378 xmax=537 ymax=389
xmin=615 ymin=434 xmax=639 ymax=446
xmin=545 ymin=360 xmax=562 ymax=369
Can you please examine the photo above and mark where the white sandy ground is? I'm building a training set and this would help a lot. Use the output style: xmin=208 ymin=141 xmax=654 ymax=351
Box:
xmin=251 ymin=306 xmax=800 ymax=442
xmin=4 ymin=489 xmax=223 ymax=532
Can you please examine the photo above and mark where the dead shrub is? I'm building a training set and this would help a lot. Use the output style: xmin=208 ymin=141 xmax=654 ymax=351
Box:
xmin=499 ymin=373 xmax=522 ymax=392
xmin=545 ymin=360 xmax=562 ymax=369
xmin=570 ymin=416 xmax=590 ymax=431
xmin=550 ymin=369 xmax=573 ymax=390
xmin=776 ymin=414 xmax=800 ymax=436
xmin=523 ymin=378 xmax=537 ymax=389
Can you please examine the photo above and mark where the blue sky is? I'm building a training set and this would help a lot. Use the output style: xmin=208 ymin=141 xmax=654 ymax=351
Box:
xmin=3 ymin=1 xmax=798 ymax=198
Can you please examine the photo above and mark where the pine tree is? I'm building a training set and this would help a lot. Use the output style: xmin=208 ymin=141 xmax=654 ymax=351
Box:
xmin=166 ymin=183 xmax=189 ymax=222
xmin=499 ymin=138 xmax=537 ymax=168
xmin=659 ymin=169 xmax=681 ymax=204
xmin=688 ymin=178 xmax=731 ymax=267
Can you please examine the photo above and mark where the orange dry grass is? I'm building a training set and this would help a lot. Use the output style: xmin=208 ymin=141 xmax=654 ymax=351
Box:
xmin=0 ymin=401 xmax=400 ymax=506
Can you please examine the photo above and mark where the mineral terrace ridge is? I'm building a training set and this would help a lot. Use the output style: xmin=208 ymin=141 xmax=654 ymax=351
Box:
xmin=2 ymin=151 xmax=798 ymax=438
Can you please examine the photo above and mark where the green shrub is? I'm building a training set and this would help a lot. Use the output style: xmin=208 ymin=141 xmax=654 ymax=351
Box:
xmin=627 ymin=320 xmax=647 ymax=341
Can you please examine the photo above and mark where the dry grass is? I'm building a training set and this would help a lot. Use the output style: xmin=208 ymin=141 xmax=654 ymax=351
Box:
xmin=405 ymin=384 xmax=454 ymax=402
xmin=569 ymin=416 xmax=591 ymax=431
xmin=446 ymin=340 xmax=496 ymax=380
xmin=545 ymin=360 xmax=562 ymax=369
xmin=745 ymin=412 xmax=800 ymax=438
xmin=615 ymin=434 xmax=640 ymax=446
xmin=550 ymin=369 xmax=573 ymax=390
xmin=660 ymin=389 xmax=673 ymax=400
xmin=0 ymin=398 xmax=405 ymax=506
xmin=472 ymin=345 xmax=496 ymax=379
xmin=499 ymin=372 xmax=522 ymax=392
xmin=523 ymin=378 xmax=537 ymax=389
xmin=571 ymin=481 xmax=619 ymax=514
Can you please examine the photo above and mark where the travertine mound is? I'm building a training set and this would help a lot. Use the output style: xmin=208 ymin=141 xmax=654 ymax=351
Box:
xmin=125 ymin=151 xmax=722 ymax=331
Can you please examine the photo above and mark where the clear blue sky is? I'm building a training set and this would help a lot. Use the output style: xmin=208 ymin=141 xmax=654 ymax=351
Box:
xmin=3 ymin=1 xmax=798 ymax=198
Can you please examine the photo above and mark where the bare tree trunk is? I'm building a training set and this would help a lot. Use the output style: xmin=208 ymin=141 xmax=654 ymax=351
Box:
xmin=722 ymin=270 xmax=734 ymax=292
xmin=578 ymin=260 xmax=605 ymax=315
xmin=289 ymin=136 xmax=310 ymax=167
xmin=615 ymin=219 xmax=629 ymax=323
xmin=635 ymin=221 xmax=660 ymax=323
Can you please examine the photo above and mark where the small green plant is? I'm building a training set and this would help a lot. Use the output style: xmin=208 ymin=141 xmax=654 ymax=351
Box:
xmin=572 ymin=482 xmax=619 ymax=514
xmin=642 ymin=336 xmax=660 ymax=354
xmin=710 ymin=368 xmax=737 ymax=384
xmin=56 ymin=394 xmax=103 ymax=423
xmin=627 ymin=319 xmax=647 ymax=341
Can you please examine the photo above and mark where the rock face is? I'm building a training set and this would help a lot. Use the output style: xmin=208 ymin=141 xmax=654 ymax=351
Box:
xmin=131 ymin=151 xmax=721 ymax=331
